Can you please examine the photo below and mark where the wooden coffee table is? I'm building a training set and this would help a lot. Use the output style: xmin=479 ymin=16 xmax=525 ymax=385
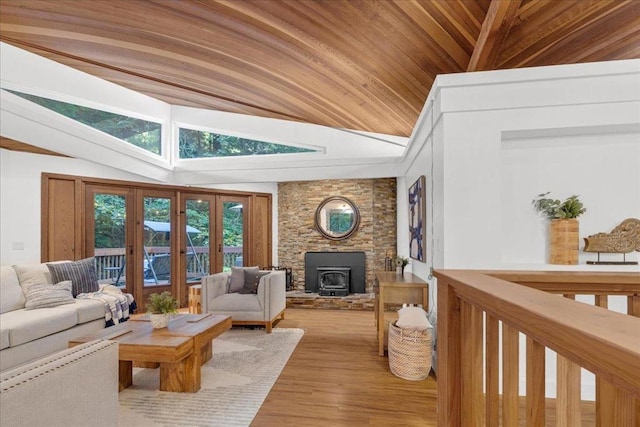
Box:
xmin=69 ymin=313 xmax=231 ymax=392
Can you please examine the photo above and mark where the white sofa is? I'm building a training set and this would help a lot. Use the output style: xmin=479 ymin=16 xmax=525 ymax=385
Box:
xmin=0 ymin=263 xmax=106 ymax=371
xmin=0 ymin=339 xmax=119 ymax=426
xmin=201 ymin=270 xmax=286 ymax=333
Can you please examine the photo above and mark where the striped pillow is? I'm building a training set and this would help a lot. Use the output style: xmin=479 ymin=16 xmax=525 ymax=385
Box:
xmin=47 ymin=257 xmax=99 ymax=297
xmin=24 ymin=280 xmax=74 ymax=310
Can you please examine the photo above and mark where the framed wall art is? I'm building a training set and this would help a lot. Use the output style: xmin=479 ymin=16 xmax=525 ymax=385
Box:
xmin=408 ymin=175 xmax=426 ymax=261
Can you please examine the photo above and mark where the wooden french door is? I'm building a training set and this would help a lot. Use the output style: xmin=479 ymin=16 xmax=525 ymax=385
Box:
xmin=46 ymin=173 xmax=272 ymax=310
xmin=179 ymin=194 xmax=216 ymax=307
xmin=84 ymin=185 xmax=177 ymax=309
xmin=84 ymin=185 xmax=135 ymax=295
xmin=137 ymin=189 xmax=176 ymax=310
xmin=216 ymin=195 xmax=250 ymax=272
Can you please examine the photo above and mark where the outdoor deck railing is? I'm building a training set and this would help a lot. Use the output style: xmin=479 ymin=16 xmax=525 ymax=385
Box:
xmin=434 ymin=269 xmax=640 ymax=426
xmin=94 ymin=246 xmax=242 ymax=281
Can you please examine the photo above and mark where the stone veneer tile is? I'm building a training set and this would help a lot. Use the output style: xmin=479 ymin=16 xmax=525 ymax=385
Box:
xmin=278 ymin=178 xmax=397 ymax=295
xmin=285 ymin=292 xmax=376 ymax=311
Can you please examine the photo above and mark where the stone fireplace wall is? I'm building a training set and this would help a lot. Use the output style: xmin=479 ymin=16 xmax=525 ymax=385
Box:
xmin=278 ymin=178 xmax=397 ymax=293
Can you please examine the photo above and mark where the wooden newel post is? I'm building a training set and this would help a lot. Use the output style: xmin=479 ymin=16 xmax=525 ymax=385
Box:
xmin=437 ymin=278 xmax=461 ymax=426
xmin=550 ymin=219 xmax=579 ymax=265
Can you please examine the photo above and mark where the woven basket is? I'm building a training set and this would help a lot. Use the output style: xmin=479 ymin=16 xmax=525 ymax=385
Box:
xmin=388 ymin=321 xmax=432 ymax=381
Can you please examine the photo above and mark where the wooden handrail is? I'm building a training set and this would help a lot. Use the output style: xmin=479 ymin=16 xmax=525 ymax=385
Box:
xmin=435 ymin=269 xmax=640 ymax=426
xmin=483 ymin=270 xmax=640 ymax=294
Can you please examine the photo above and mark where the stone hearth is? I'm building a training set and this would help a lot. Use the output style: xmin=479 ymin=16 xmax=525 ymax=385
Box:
xmin=286 ymin=291 xmax=374 ymax=311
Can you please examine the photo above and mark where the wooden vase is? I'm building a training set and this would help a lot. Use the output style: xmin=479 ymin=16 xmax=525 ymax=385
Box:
xmin=549 ymin=219 xmax=579 ymax=265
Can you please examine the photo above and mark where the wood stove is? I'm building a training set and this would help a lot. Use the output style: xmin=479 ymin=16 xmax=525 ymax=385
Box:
xmin=304 ymin=251 xmax=365 ymax=294
xmin=317 ymin=267 xmax=351 ymax=296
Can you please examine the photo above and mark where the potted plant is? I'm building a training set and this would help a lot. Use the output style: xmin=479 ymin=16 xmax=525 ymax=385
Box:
xmin=532 ymin=192 xmax=586 ymax=265
xmin=147 ymin=291 xmax=178 ymax=328
xmin=395 ymin=256 xmax=410 ymax=275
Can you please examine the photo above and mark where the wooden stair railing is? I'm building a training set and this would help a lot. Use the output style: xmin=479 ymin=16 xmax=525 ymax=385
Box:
xmin=434 ymin=270 xmax=640 ymax=426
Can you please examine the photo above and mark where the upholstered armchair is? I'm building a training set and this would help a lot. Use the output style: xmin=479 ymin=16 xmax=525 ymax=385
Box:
xmin=201 ymin=269 xmax=286 ymax=333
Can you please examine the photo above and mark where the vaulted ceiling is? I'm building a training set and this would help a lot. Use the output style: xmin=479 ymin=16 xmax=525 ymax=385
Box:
xmin=1 ymin=0 xmax=639 ymax=138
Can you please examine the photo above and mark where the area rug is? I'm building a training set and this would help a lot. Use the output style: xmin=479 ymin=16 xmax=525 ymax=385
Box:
xmin=118 ymin=328 xmax=304 ymax=426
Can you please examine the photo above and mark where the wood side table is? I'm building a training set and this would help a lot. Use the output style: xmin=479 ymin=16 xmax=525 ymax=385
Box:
xmin=374 ymin=271 xmax=428 ymax=356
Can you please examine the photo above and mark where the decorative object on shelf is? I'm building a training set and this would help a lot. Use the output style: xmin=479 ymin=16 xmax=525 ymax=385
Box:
xmin=532 ymin=192 xmax=587 ymax=265
xmin=409 ymin=176 xmax=427 ymax=261
xmin=384 ymin=250 xmax=395 ymax=271
xmin=584 ymin=218 xmax=640 ymax=265
xmin=314 ymin=196 xmax=360 ymax=240
xmin=188 ymin=285 xmax=202 ymax=314
xmin=395 ymin=256 xmax=410 ymax=274
xmin=147 ymin=291 xmax=178 ymax=328
xmin=265 ymin=265 xmax=294 ymax=290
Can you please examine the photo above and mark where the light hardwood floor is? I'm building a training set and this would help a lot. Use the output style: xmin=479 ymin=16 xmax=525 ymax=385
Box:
xmin=251 ymin=309 xmax=597 ymax=426
xmin=252 ymin=308 xmax=437 ymax=426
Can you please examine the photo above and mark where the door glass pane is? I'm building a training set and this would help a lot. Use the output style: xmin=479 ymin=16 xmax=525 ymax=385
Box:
xmin=93 ymin=194 xmax=126 ymax=287
xmin=143 ymin=197 xmax=172 ymax=287
xmin=185 ymin=199 xmax=209 ymax=282
xmin=223 ymin=202 xmax=243 ymax=271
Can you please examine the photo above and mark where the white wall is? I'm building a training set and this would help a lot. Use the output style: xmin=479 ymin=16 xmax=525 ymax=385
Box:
xmin=399 ymin=58 xmax=640 ymax=286
xmin=0 ymin=149 xmax=152 ymax=264
xmin=443 ymin=107 xmax=639 ymax=269
xmin=398 ymin=59 xmax=640 ymax=399
xmin=0 ymin=149 xmax=278 ymax=266
xmin=397 ymin=97 xmax=445 ymax=318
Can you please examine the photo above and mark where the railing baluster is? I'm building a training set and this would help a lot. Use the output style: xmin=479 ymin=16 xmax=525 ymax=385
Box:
xmin=486 ymin=314 xmax=499 ymax=426
xmin=526 ymin=337 xmax=545 ymax=427
xmin=595 ymin=294 xmax=608 ymax=309
xmin=597 ymin=378 xmax=635 ymax=425
xmin=594 ymin=294 xmax=608 ymax=426
xmin=629 ymin=294 xmax=640 ymax=317
xmin=502 ymin=323 xmax=519 ymax=427
xmin=557 ymin=294 xmax=581 ymax=427
xmin=627 ymin=294 xmax=640 ymax=425
xmin=461 ymin=300 xmax=484 ymax=426
xmin=557 ymin=355 xmax=581 ymax=426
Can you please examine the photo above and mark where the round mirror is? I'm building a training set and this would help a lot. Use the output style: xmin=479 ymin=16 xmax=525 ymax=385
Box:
xmin=315 ymin=196 xmax=360 ymax=240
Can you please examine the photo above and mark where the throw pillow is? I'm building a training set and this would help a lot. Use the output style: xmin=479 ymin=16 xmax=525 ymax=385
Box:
xmin=47 ymin=257 xmax=99 ymax=297
xmin=239 ymin=270 xmax=269 ymax=294
xmin=396 ymin=306 xmax=432 ymax=331
xmin=24 ymin=280 xmax=74 ymax=310
xmin=12 ymin=262 xmax=62 ymax=294
xmin=229 ymin=266 xmax=259 ymax=293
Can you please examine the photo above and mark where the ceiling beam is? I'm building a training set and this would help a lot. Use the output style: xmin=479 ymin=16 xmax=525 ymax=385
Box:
xmin=0 ymin=136 xmax=69 ymax=157
xmin=467 ymin=0 xmax=522 ymax=72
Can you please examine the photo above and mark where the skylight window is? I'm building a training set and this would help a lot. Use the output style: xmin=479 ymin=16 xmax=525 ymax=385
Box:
xmin=178 ymin=128 xmax=317 ymax=158
xmin=5 ymin=89 xmax=162 ymax=155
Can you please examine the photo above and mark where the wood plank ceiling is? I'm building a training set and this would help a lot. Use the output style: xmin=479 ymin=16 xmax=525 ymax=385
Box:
xmin=1 ymin=0 xmax=639 ymax=138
